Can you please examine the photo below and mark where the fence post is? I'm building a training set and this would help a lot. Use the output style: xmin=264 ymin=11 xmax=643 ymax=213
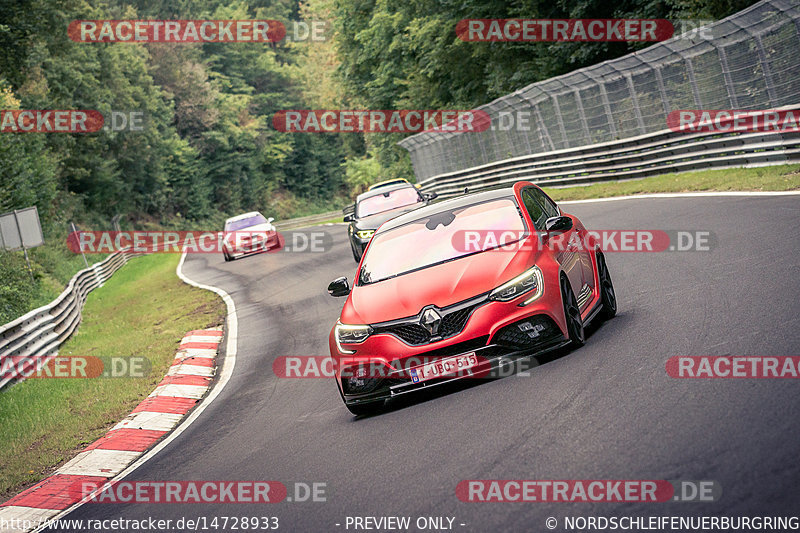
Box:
xmin=13 ymin=210 xmax=34 ymax=283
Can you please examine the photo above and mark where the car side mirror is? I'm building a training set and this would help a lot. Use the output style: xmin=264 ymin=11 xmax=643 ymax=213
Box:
xmin=545 ymin=216 xmax=573 ymax=233
xmin=328 ymin=276 xmax=351 ymax=297
xmin=266 ymin=217 xmax=275 ymax=224
xmin=343 ymin=214 xmax=354 ymax=223
xmin=423 ymin=192 xmax=438 ymax=201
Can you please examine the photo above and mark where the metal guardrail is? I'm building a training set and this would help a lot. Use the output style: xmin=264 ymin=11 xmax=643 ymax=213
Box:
xmin=398 ymin=0 xmax=800 ymax=181
xmin=274 ymin=210 xmax=341 ymax=230
xmin=0 ymin=248 xmax=140 ymax=390
xmin=413 ymin=114 xmax=800 ymax=198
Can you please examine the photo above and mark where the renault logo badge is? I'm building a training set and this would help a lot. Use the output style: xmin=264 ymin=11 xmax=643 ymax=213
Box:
xmin=420 ymin=308 xmax=442 ymax=336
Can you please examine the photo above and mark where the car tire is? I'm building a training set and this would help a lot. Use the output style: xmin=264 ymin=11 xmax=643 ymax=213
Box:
xmin=223 ymin=251 xmax=232 ymax=262
xmin=596 ymin=250 xmax=617 ymax=319
xmin=561 ymin=276 xmax=585 ymax=347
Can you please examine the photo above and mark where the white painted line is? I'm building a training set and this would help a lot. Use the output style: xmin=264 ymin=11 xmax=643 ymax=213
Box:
xmin=112 ymin=411 xmax=184 ymax=432
xmin=56 ymin=449 xmax=141 ymax=477
xmin=149 ymin=383 xmax=208 ymax=399
xmin=181 ymin=335 xmax=223 ymax=344
xmin=33 ymin=251 xmax=239 ymax=532
xmin=0 ymin=506 xmax=60 ymax=532
xmin=167 ymin=363 xmax=214 ymax=377
xmin=560 ymin=190 xmax=800 ymax=205
xmin=174 ymin=348 xmax=217 ymax=358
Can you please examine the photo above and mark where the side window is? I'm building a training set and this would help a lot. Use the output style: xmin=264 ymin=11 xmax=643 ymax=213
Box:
xmin=529 ymin=187 xmax=559 ymax=219
xmin=522 ymin=189 xmax=548 ymax=231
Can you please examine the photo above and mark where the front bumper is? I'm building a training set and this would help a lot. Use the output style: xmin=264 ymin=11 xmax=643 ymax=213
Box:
xmin=330 ymin=263 xmax=578 ymax=408
xmin=226 ymin=232 xmax=281 ymax=257
xmin=333 ymin=305 xmax=570 ymax=408
xmin=339 ymin=331 xmax=569 ymax=408
xmin=350 ymin=235 xmax=370 ymax=258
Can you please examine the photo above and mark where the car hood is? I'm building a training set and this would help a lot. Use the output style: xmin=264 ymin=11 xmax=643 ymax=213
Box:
xmin=341 ymin=243 xmax=536 ymax=324
xmin=223 ymin=223 xmax=275 ymax=242
xmin=225 ymin=222 xmax=274 ymax=234
xmin=353 ymin=204 xmax=425 ymax=231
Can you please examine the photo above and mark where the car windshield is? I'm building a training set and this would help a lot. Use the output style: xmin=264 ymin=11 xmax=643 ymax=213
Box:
xmin=371 ymin=180 xmax=406 ymax=189
xmin=225 ymin=214 xmax=267 ymax=231
xmin=358 ymin=197 xmax=526 ymax=285
xmin=357 ymin=188 xmax=421 ymax=217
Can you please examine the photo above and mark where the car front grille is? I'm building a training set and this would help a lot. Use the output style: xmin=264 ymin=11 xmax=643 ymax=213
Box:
xmin=371 ymin=295 xmax=487 ymax=346
xmin=440 ymin=306 xmax=472 ymax=336
xmin=385 ymin=323 xmax=430 ymax=345
xmin=492 ymin=315 xmax=562 ymax=349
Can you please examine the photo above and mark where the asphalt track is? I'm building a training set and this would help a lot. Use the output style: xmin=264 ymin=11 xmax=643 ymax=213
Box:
xmin=52 ymin=195 xmax=800 ymax=532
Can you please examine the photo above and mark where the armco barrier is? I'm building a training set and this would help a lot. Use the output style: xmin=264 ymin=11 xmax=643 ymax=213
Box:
xmin=274 ymin=210 xmax=341 ymax=230
xmin=413 ymin=113 xmax=800 ymax=198
xmin=397 ymin=0 xmax=800 ymax=196
xmin=398 ymin=0 xmax=800 ymax=181
xmin=0 ymin=248 xmax=140 ymax=390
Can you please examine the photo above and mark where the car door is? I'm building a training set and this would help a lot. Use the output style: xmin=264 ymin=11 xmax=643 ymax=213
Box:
xmin=522 ymin=187 xmax=588 ymax=303
xmin=536 ymin=188 xmax=595 ymax=307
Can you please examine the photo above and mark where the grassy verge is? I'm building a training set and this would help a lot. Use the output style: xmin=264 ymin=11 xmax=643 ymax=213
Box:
xmin=0 ymin=234 xmax=107 ymax=326
xmin=542 ymin=164 xmax=800 ymax=202
xmin=310 ymin=216 xmax=345 ymax=226
xmin=313 ymin=165 xmax=800 ymax=227
xmin=0 ymin=253 xmax=224 ymax=501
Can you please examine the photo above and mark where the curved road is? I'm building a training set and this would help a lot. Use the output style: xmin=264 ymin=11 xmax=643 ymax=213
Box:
xmin=55 ymin=195 xmax=800 ymax=531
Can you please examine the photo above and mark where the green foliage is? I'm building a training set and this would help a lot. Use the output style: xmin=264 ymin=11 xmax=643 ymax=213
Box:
xmin=0 ymin=0 xmax=763 ymax=325
xmin=0 ymin=0 xmax=350 ymax=228
xmin=0 ymin=252 xmax=41 ymax=324
xmin=333 ymin=0 xmax=762 ymax=177
xmin=0 ymin=82 xmax=58 ymax=220
xmin=343 ymin=152 xmax=382 ymax=195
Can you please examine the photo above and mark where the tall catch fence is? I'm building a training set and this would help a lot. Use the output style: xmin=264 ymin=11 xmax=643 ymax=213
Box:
xmin=399 ymin=0 xmax=800 ymax=193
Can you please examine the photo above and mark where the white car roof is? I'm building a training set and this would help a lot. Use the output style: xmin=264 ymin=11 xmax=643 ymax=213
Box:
xmin=225 ymin=211 xmax=265 ymax=223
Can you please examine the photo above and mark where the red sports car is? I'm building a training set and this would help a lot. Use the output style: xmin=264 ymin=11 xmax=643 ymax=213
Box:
xmin=221 ymin=211 xmax=281 ymax=261
xmin=327 ymin=182 xmax=616 ymax=415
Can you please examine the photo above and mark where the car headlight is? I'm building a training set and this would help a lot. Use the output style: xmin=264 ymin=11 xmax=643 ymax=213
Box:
xmin=355 ymin=229 xmax=375 ymax=240
xmin=335 ymin=322 xmax=372 ymax=354
xmin=489 ymin=266 xmax=544 ymax=306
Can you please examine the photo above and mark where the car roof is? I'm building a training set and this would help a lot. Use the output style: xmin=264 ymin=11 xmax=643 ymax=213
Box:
xmin=378 ymin=187 xmax=517 ymax=233
xmin=225 ymin=211 xmax=264 ymax=223
xmin=356 ymin=183 xmax=418 ymax=203
xmin=368 ymin=178 xmax=409 ymax=190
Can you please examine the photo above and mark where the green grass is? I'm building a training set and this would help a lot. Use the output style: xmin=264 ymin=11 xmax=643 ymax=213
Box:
xmin=0 ymin=236 xmax=106 ymax=326
xmin=310 ymin=216 xmax=344 ymax=226
xmin=541 ymin=164 xmax=800 ymax=202
xmin=0 ymin=253 xmax=225 ymax=500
